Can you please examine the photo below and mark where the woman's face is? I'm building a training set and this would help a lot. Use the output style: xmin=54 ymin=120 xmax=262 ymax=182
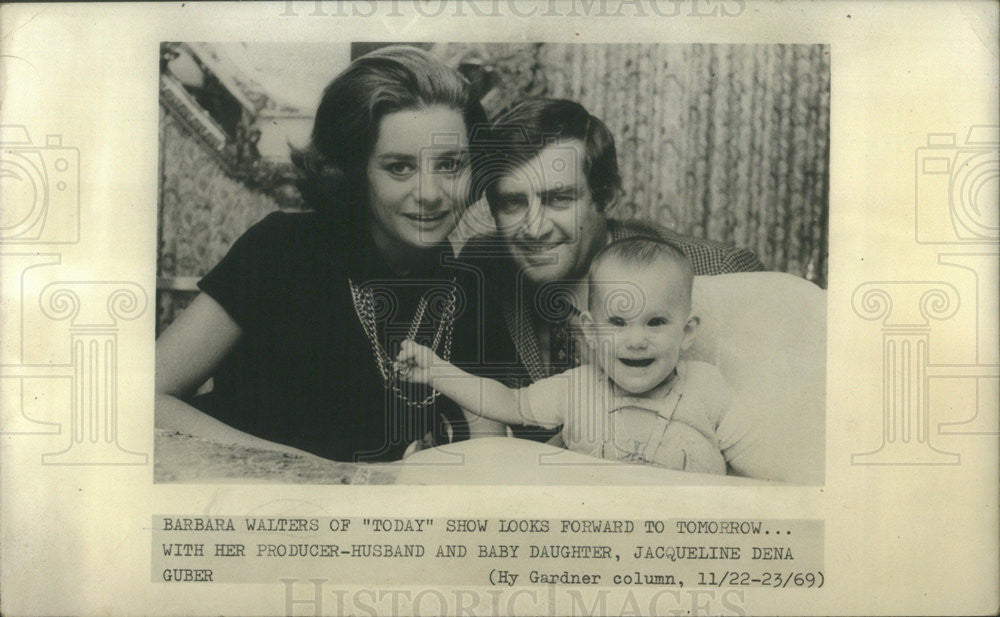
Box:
xmin=366 ymin=105 xmax=470 ymax=252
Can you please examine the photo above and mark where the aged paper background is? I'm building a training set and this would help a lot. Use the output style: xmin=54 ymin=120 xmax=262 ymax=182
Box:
xmin=1 ymin=1 xmax=997 ymax=615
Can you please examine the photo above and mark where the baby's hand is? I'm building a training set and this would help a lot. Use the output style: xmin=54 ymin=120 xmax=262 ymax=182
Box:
xmin=394 ymin=340 xmax=439 ymax=385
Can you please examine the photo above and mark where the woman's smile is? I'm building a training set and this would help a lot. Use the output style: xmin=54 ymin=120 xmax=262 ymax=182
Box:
xmin=402 ymin=211 xmax=450 ymax=224
xmin=367 ymin=105 xmax=471 ymax=253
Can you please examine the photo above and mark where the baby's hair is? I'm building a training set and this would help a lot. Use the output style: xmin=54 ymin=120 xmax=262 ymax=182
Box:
xmin=587 ymin=236 xmax=694 ymax=311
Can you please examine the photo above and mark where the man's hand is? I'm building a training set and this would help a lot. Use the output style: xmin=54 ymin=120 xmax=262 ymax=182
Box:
xmin=394 ymin=339 xmax=441 ymax=385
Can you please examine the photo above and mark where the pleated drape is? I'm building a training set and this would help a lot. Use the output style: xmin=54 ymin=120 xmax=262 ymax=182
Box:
xmin=453 ymin=44 xmax=830 ymax=287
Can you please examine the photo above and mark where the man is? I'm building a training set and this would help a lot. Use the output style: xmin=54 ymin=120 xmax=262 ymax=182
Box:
xmin=457 ymin=98 xmax=764 ymax=439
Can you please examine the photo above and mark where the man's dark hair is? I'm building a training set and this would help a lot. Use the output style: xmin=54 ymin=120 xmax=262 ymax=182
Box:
xmin=479 ymin=98 xmax=622 ymax=212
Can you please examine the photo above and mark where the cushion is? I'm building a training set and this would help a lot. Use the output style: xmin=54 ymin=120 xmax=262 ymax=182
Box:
xmin=685 ymin=272 xmax=825 ymax=484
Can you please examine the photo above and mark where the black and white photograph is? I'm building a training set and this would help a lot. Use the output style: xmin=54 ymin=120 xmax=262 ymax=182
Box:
xmin=154 ymin=42 xmax=828 ymax=485
xmin=1 ymin=2 xmax=996 ymax=615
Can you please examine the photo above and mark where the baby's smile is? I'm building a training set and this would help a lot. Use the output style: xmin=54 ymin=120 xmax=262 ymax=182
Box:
xmin=618 ymin=357 xmax=655 ymax=368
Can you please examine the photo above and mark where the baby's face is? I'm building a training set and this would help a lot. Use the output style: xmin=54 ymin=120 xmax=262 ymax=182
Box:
xmin=585 ymin=259 xmax=697 ymax=398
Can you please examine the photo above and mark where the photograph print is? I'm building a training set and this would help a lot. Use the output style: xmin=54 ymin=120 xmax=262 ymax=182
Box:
xmin=154 ymin=42 xmax=829 ymax=485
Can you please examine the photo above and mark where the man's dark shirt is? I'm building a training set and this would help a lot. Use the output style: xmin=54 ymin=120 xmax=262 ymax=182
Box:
xmin=454 ymin=218 xmax=765 ymax=440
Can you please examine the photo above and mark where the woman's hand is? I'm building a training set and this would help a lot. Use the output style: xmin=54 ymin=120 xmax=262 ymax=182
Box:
xmin=394 ymin=339 xmax=442 ymax=385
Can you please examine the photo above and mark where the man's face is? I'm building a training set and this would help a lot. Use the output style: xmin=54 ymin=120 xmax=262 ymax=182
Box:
xmin=491 ymin=140 xmax=607 ymax=284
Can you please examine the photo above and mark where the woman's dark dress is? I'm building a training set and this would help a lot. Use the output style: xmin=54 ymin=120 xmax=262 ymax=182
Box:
xmin=193 ymin=211 xmax=477 ymax=462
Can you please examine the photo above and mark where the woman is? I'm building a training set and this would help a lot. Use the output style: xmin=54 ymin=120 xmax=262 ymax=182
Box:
xmin=155 ymin=46 xmax=502 ymax=462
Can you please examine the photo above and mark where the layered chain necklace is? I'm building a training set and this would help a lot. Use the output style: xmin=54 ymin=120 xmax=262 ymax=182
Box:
xmin=348 ymin=278 xmax=458 ymax=408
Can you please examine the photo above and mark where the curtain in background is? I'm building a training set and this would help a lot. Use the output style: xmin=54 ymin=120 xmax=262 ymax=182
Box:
xmin=157 ymin=105 xmax=280 ymax=332
xmin=156 ymin=43 xmax=831 ymax=336
xmin=445 ymin=44 xmax=830 ymax=287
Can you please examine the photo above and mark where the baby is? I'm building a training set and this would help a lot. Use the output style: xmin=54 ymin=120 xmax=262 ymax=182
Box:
xmin=396 ymin=236 xmax=730 ymax=474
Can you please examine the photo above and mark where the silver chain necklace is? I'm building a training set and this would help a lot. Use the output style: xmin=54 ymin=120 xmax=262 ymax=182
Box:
xmin=348 ymin=278 xmax=458 ymax=408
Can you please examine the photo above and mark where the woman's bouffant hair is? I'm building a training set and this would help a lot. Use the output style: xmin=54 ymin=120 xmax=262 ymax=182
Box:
xmin=290 ymin=45 xmax=488 ymax=224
